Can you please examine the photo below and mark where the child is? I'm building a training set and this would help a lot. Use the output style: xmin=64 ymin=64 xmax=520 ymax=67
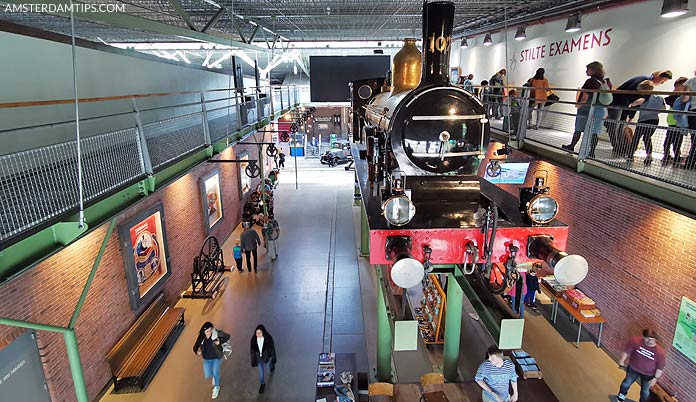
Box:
xmin=524 ymin=268 xmax=541 ymax=310
xmin=627 ymin=80 xmax=666 ymax=165
xmin=233 ymin=239 xmax=243 ymax=273
xmin=508 ymin=89 xmax=521 ymax=136
xmin=663 ymin=77 xmax=690 ymax=165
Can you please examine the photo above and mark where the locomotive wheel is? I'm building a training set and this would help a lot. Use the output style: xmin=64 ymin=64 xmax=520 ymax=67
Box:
xmin=245 ymin=162 xmax=260 ymax=178
xmin=199 ymin=235 xmax=224 ymax=274
xmin=475 ymin=263 xmax=508 ymax=294
xmin=266 ymin=143 xmax=278 ymax=157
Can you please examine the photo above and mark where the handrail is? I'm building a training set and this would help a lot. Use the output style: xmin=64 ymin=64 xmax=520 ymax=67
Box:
xmin=466 ymin=84 xmax=696 ymax=97
xmin=0 ymin=85 xmax=298 ymax=109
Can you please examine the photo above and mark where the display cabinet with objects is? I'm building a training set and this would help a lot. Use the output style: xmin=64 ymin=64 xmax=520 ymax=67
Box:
xmin=414 ymin=274 xmax=447 ymax=344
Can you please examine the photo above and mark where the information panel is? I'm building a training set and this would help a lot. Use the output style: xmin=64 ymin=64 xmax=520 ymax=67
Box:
xmin=0 ymin=331 xmax=51 ymax=402
xmin=673 ymin=296 xmax=696 ymax=364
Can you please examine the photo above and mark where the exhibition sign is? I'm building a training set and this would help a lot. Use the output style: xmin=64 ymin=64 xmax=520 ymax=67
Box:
xmin=118 ymin=203 xmax=172 ymax=311
xmin=673 ymin=296 xmax=696 ymax=364
xmin=0 ymin=331 xmax=50 ymax=402
xmin=200 ymin=169 xmax=223 ymax=232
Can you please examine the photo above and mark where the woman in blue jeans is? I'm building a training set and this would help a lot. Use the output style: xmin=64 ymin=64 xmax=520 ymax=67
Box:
xmin=193 ymin=322 xmax=230 ymax=399
xmin=250 ymin=324 xmax=277 ymax=394
xmin=562 ymin=61 xmax=611 ymax=157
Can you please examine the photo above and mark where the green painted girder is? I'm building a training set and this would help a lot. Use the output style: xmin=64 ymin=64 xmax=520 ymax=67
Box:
xmin=1 ymin=0 xmax=267 ymax=53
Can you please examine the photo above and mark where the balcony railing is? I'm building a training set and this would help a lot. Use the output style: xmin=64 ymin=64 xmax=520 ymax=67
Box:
xmin=0 ymin=85 xmax=305 ymax=246
xmin=468 ymin=84 xmax=696 ymax=195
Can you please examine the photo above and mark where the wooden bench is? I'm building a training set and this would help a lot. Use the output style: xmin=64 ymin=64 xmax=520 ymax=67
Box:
xmin=106 ymin=293 xmax=185 ymax=392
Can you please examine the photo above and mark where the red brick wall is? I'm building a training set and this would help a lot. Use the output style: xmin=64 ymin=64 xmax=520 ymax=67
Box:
xmin=480 ymin=144 xmax=696 ymax=398
xmin=0 ymin=133 xmax=272 ymax=402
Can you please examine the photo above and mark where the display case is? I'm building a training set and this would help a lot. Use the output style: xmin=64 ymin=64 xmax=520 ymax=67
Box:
xmin=414 ymin=274 xmax=447 ymax=344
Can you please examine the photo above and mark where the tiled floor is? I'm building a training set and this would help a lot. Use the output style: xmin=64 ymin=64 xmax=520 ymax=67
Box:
xmin=98 ymin=153 xmax=643 ymax=402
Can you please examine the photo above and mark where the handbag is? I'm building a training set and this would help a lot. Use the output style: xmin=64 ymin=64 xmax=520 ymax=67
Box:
xmin=545 ymin=93 xmax=560 ymax=107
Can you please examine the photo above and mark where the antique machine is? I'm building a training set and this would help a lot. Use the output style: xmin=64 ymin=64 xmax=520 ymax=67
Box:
xmin=352 ymin=1 xmax=588 ymax=295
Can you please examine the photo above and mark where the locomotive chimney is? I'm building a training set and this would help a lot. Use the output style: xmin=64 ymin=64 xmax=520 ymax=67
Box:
xmin=420 ymin=1 xmax=454 ymax=86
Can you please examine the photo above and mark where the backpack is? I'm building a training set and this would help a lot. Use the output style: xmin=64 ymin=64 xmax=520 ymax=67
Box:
xmin=596 ymin=79 xmax=613 ymax=106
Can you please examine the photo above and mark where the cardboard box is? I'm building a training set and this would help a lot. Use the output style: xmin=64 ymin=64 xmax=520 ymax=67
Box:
xmin=571 ymin=299 xmax=596 ymax=311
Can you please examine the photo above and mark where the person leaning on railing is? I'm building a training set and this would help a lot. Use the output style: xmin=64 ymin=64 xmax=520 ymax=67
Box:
xmin=604 ymin=70 xmax=673 ymax=156
xmin=684 ymin=71 xmax=696 ymax=170
xmin=625 ymin=81 xmax=666 ymax=165
xmin=663 ymin=77 xmax=690 ymax=165
xmin=562 ymin=61 xmax=612 ymax=157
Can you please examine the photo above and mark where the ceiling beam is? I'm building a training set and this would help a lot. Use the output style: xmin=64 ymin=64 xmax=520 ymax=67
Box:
xmin=167 ymin=0 xmax=198 ymax=31
xmin=248 ymin=25 xmax=260 ymax=43
xmin=0 ymin=0 xmax=269 ymax=53
xmin=201 ymin=7 xmax=225 ymax=33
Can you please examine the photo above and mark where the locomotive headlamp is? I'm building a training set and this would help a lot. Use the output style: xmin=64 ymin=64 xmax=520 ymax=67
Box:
xmin=525 ymin=194 xmax=559 ymax=224
xmin=519 ymin=171 xmax=558 ymax=225
xmin=382 ymin=194 xmax=416 ymax=226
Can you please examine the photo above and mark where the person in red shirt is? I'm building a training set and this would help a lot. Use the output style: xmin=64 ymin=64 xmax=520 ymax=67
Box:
xmin=616 ymin=329 xmax=666 ymax=402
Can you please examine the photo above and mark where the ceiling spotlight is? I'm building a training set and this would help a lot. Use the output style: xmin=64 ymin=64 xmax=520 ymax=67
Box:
xmin=514 ymin=26 xmax=527 ymax=41
xmin=565 ymin=14 xmax=582 ymax=33
xmin=661 ymin=0 xmax=689 ymax=17
xmin=460 ymin=37 xmax=468 ymax=48
xmin=483 ymin=33 xmax=493 ymax=46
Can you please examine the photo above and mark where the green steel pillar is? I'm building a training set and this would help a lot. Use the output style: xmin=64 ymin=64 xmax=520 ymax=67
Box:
xmin=376 ymin=265 xmax=392 ymax=381
xmin=353 ymin=172 xmax=361 ymax=206
xmin=64 ymin=329 xmax=89 ymax=402
xmin=443 ymin=272 xmax=464 ymax=381
xmin=360 ymin=206 xmax=370 ymax=256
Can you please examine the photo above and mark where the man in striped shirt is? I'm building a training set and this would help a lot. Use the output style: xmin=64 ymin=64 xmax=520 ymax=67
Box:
xmin=475 ymin=346 xmax=519 ymax=402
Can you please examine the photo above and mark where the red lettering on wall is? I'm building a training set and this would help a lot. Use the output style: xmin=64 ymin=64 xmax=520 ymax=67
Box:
xmin=571 ymin=37 xmax=582 ymax=52
xmin=603 ymin=28 xmax=613 ymax=46
xmin=562 ymin=40 xmax=570 ymax=54
xmin=582 ymin=34 xmax=590 ymax=50
xmin=592 ymin=32 xmax=602 ymax=48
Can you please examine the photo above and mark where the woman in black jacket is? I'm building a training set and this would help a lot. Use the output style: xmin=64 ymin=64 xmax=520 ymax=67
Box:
xmin=193 ymin=322 xmax=230 ymax=400
xmin=250 ymin=324 xmax=277 ymax=394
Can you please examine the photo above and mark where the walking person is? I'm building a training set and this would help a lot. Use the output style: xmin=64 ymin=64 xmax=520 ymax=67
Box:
xmin=527 ymin=68 xmax=550 ymax=130
xmin=250 ymin=324 xmax=277 ymax=394
xmin=489 ymin=69 xmax=507 ymax=119
xmin=475 ymin=346 xmax=519 ymax=402
xmin=193 ymin=322 xmax=231 ymax=400
xmin=562 ymin=61 xmax=612 ymax=158
xmin=232 ymin=239 xmax=243 ymax=273
xmin=626 ymin=80 xmax=666 ymax=165
xmin=617 ymin=329 xmax=666 ymax=402
xmin=278 ymin=150 xmax=286 ymax=169
xmin=240 ymin=222 xmax=262 ymax=273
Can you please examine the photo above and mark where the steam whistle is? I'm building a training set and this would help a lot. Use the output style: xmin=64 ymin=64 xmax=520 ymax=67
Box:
xmin=386 ymin=236 xmax=425 ymax=288
xmin=527 ymin=235 xmax=588 ymax=285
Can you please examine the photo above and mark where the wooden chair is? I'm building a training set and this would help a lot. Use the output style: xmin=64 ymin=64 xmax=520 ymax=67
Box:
xmin=420 ymin=372 xmax=445 ymax=394
xmin=368 ymin=382 xmax=394 ymax=401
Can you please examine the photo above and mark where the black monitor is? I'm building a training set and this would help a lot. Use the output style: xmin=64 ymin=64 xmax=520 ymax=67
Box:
xmin=310 ymin=55 xmax=390 ymax=102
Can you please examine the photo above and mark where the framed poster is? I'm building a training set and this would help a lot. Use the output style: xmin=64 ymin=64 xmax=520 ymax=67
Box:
xmin=118 ymin=203 xmax=172 ymax=311
xmin=673 ymin=296 xmax=696 ymax=364
xmin=200 ymin=169 xmax=223 ymax=232
xmin=238 ymin=152 xmax=251 ymax=198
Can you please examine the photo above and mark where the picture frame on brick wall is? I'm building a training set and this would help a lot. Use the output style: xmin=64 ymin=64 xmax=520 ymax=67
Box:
xmin=118 ymin=203 xmax=172 ymax=311
xmin=199 ymin=168 xmax=224 ymax=234
xmin=238 ymin=151 xmax=251 ymax=199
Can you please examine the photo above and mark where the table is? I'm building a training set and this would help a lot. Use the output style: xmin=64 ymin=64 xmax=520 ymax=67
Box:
xmin=315 ymin=353 xmax=357 ymax=400
xmin=551 ymin=295 xmax=607 ymax=348
xmin=422 ymin=391 xmax=450 ymax=402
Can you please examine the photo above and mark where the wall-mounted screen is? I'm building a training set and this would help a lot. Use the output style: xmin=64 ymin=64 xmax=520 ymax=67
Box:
xmin=484 ymin=162 xmax=530 ymax=184
xmin=310 ymin=56 xmax=390 ymax=102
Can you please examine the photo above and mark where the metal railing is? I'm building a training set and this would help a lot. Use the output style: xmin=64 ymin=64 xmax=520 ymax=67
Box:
xmin=468 ymin=85 xmax=696 ymax=193
xmin=0 ymin=84 xmax=305 ymax=245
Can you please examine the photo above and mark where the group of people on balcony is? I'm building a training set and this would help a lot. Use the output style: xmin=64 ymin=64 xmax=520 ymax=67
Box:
xmin=458 ymin=65 xmax=696 ymax=169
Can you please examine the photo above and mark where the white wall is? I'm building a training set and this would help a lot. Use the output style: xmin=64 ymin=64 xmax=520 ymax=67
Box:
xmin=0 ymin=31 xmax=264 ymax=153
xmin=456 ymin=0 xmax=695 ymax=96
